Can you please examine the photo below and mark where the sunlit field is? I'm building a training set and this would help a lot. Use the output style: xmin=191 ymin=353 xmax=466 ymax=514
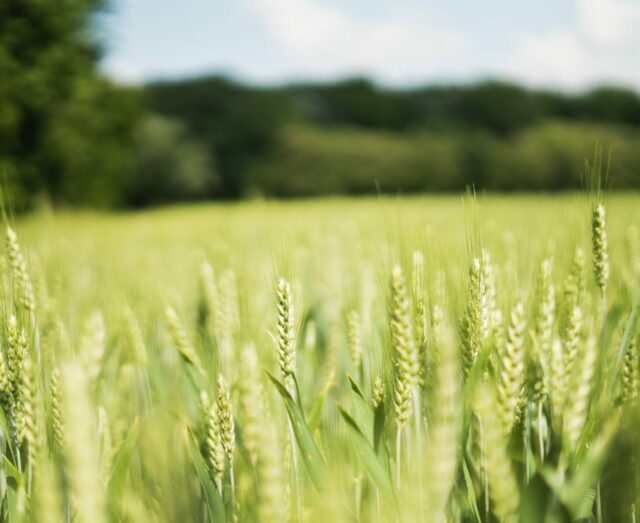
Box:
xmin=4 ymin=192 xmax=640 ymax=522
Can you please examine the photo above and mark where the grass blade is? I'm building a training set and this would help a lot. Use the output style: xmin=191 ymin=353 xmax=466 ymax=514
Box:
xmin=188 ymin=429 xmax=226 ymax=522
xmin=338 ymin=407 xmax=395 ymax=499
xmin=267 ymin=371 xmax=329 ymax=490
xmin=107 ymin=418 xmax=139 ymax=508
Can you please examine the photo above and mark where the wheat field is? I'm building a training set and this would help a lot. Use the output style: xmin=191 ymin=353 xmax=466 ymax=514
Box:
xmin=2 ymin=192 xmax=640 ymax=522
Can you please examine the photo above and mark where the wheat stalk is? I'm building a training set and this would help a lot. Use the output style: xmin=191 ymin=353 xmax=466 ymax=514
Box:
xmin=347 ymin=309 xmax=364 ymax=378
xmin=592 ymin=204 xmax=609 ymax=328
xmin=621 ymin=337 xmax=639 ymax=405
xmin=563 ymin=336 xmax=597 ymax=455
xmin=218 ymin=269 xmax=239 ymax=375
xmin=165 ymin=306 xmax=203 ymax=373
xmin=80 ymin=311 xmax=106 ymax=386
xmin=389 ymin=265 xmax=419 ymax=488
xmin=372 ymin=376 xmax=385 ymax=409
xmin=276 ymin=278 xmax=297 ymax=396
xmin=256 ymin=417 xmax=286 ymax=523
xmin=561 ymin=247 xmax=585 ymax=327
xmin=461 ymin=257 xmax=488 ymax=378
xmin=0 ymin=345 xmax=14 ymax=425
xmin=534 ymin=259 xmax=555 ymax=409
xmin=475 ymin=382 xmax=520 ymax=523
xmin=61 ymin=361 xmax=106 ymax=523
xmin=33 ymin=458 xmax=64 ymax=523
xmin=482 ymin=249 xmax=501 ymax=336
xmin=50 ymin=367 xmax=65 ymax=454
xmin=549 ymin=338 xmax=567 ymax=427
xmin=424 ymin=305 xmax=460 ymax=522
xmin=562 ymin=306 xmax=583 ymax=392
xmin=6 ymin=227 xmax=35 ymax=315
xmin=412 ymin=251 xmax=427 ymax=351
xmin=217 ymin=373 xmax=235 ymax=506
xmin=238 ymin=344 xmax=263 ymax=467
xmin=200 ymin=390 xmax=225 ymax=491
xmin=123 ymin=306 xmax=148 ymax=368
xmin=496 ymin=302 xmax=526 ymax=436
xmin=390 ymin=265 xmax=419 ymax=428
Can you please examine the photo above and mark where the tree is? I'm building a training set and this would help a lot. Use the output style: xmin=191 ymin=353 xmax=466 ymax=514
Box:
xmin=148 ymin=76 xmax=291 ymax=198
xmin=127 ymin=114 xmax=217 ymax=207
xmin=0 ymin=0 xmax=140 ymax=208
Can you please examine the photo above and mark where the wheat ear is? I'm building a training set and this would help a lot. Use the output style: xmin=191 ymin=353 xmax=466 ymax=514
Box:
xmin=389 ymin=265 xmax=419 ymax=487
xmin=496 ymin=302 xmax=526 ymax=436
xmin=200 ymin=390 xmax=225 ymax=491
xmin=474 ymin=383 xmax=520 ymax=523
xmin=592 ymin=204 xmax=609 ymax=325
xmin=61 ymin=362 xmax=106 ymax=523
xmin=425 ymin=305 xmax=461 ymax=522
xmin=461 ymin=257 xmax=488 ymax=378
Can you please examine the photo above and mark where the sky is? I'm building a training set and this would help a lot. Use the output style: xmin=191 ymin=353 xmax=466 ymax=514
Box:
xmin=101 ymin=0 xmax=640 ymax=90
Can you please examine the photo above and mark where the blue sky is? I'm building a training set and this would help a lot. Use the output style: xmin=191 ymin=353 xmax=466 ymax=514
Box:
xmin=101 ymin=0 xmax=640 ymax=89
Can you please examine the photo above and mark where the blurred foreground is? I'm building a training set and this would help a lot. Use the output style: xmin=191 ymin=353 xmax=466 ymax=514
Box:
xmin=1 ymin=194 xmax=638 ymax=521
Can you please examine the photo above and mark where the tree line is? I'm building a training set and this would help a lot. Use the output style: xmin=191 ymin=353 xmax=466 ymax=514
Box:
xmin=1 ymin=0 xmax=640 ymax=209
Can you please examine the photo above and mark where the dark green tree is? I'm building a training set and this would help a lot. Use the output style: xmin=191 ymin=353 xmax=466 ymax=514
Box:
xmin=127 ymin=114 xmax=217 ymax=207
xmin=148 ymin=76 xmax=292 ymax=198
xmin=0 ymin=0 xmax=142 ymax=208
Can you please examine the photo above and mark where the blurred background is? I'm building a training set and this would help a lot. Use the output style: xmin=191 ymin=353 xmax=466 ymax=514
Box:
xmin=1 ymin=0 xmax=640 ymax=210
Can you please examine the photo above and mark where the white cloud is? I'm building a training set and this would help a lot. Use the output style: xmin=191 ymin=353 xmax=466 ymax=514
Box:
xmin=507 ymin=0 xmax=640 ymax=89
xmin=101 ymin=0 xmax=640 ymax=89
xmin=250 ymin=0 xmax=640 ymax=88
xmin=102 ymin=59 xmax=144 ymax=85
xmin=249 ymin=0 xmax=467 ymax=82
xmin=579 ymin=0 xmax=640 ymax=47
